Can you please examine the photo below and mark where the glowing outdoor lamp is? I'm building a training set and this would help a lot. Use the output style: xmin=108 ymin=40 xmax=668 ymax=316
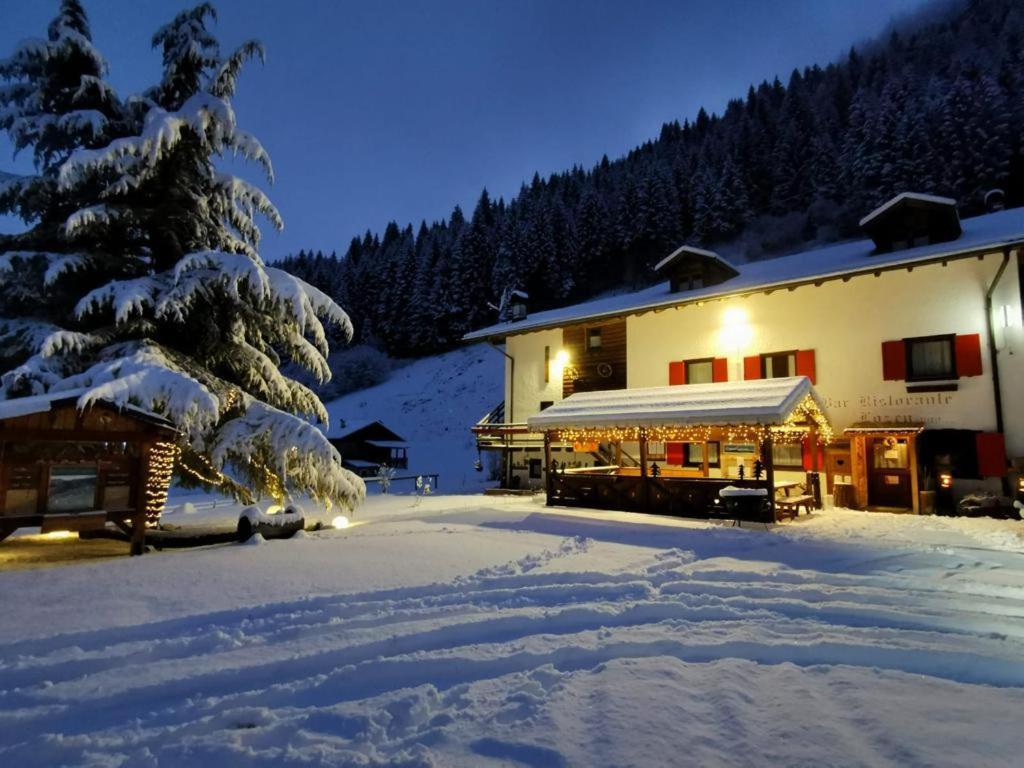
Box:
xmin=331 ymin=515 xmax=350 ymax=530
xmin=938 ymin=472 xmax=953 ymax=489
xmin=719 ymin=307 xmax=753 ymax=378
xmin=550 ymin=349 xmax=570 ymax=380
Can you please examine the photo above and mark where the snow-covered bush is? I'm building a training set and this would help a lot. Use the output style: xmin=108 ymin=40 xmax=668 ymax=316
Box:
xmin=0 ymin=2 xmax=364 ymax=510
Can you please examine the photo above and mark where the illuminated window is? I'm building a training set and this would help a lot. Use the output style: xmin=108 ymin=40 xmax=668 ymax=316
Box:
xmin=771 ymin=443 xmax=803 ymax=469
xmin=684 ymin=442 xmax=720 ymax=467
xmin=587 ymin=328 xmax=603 ymax=350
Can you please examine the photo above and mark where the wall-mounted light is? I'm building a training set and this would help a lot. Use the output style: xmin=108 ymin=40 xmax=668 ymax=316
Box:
xmin=938 ymin=472 xmax=953 ymax=489
xmin=549 ymin=349 xmax=570 ymax=381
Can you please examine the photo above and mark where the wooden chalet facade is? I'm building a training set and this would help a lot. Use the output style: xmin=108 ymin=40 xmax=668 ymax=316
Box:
xmin=0 ymin=391 xmax=177 ymax=554
xmin=467 ymin=193 xmax=1024 ymax=519
xmin=326 ymin=420 xmax=409 ymax=478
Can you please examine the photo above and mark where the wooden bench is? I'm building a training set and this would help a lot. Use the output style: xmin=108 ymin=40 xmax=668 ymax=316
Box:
xmin=775 ymin=494 xmax=815 ymax=519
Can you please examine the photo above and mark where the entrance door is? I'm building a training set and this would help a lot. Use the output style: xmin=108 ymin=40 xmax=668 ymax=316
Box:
xmin=867 ymin=438 xmax=912 ymax=509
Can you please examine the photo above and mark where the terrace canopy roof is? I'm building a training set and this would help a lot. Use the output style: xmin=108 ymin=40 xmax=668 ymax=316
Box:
xmin=527 ymin=377 xmax=830 ymax=434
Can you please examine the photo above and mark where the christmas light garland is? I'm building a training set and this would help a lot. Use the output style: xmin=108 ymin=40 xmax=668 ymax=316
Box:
xmin=144 ymin=441 xmax=179 ymax=522
xmin=548 ymin=395 xmax=833 ymax=447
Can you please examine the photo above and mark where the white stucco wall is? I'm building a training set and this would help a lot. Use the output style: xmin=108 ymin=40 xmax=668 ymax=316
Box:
xmin=504 ymin=328 xmax=563 ymax=425
xmin=628 ymin=251 xmax=1012 ymax=442
xmin=501 ymin=249 xmax=1024 ymax=458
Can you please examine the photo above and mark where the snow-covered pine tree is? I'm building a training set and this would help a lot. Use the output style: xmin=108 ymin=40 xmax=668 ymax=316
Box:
xmin=0 ymin=3 xmax=364 ymax=510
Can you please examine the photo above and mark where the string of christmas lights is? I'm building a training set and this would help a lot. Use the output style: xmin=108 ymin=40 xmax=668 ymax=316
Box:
xmin=144 ymin=441 xmax=179 ymax=522
xmin=549 ymin=395 xmax=833 ymax=447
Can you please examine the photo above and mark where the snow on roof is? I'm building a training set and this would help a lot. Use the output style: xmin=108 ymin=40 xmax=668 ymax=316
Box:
xmin=858 ymin=192 xmax=958 ymax=227
xmin=0 ymin=387 xmax=173 ymax=427
xmin=653 ymin=245 xmax=736 ymax=274
xmin=326 ymin=419 xmax=376 ymax=440
xmin=527 ymin=377 xmax=826 ymax=431
xmin=366 ymin=439 xmax=407 ymax=449
xmin=464 ymin=206 xmax=1024 ymax=341
xmin=344 ymin=459 xmax=379 ymax=469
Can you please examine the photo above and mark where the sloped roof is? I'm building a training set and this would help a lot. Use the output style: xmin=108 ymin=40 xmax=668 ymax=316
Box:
xmin=464 ymin=206 xmax=1024 ymax=341
xmin=326 ymin=419 xmax=405 ymax=442
xmin=527 ymin=377 xmax=827 ymax=431
xmin=654 ymin=245 xmax=738 ymax=275
xmin=0 ymin=388 xmax=175 ymax=429
xmin=859 ymin=192 xmax=957 ymax=227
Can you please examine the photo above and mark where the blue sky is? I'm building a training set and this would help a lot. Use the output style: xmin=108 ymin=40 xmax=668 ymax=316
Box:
xmin=1 ymin=0 xmax=930 ymax=259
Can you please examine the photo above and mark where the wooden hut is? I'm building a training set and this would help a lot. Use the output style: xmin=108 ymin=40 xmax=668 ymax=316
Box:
xmin=326 ymin=420 xmax=409 ymax=478
xmin=0 ymin=390 xmax=177 ymax=554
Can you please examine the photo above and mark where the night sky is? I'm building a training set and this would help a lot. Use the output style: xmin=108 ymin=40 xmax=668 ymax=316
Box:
xmin=0 ymin=0 xmax=930 ymax=259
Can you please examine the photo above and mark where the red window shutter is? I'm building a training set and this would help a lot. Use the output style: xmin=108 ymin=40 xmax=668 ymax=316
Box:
xmin=712 ymin=357 xmax=729 ymax=382
xmin=976 ymin=432 xmax=1006 ymax=477
xmin=795 ymin=349 xmax=816 ymax=384
xmin=669 ymin=361 xmax=686 ymax=385
xmin=955 ymin=333 xmax=983 ymax=377
xmin=743 ymin=355 xmax=762 ymax=380
xmin=881 ymin=340 xmax=906 ymax=380
xmin=801 ymin=437 xmax=812 ymax=470
xmin=666 ymin=442 xmax=684 ymax=465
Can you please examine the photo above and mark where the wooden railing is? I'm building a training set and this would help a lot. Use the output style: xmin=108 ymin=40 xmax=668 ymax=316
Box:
xmin=547 ymin=470 xmax=772 ymax=521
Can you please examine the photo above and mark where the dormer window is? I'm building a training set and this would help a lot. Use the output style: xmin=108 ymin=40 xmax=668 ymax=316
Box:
xmin=654 ymin=245 xmax=739 ymax=293
xmin=860 ymin=192 xmax=961 ymax=254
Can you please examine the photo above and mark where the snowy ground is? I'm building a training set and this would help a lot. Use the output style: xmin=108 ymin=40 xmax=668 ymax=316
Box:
xmin=323 ymin=344 xmax=503 ymax=494
xmin=1 ymin=495 xmax=1023 ymax=767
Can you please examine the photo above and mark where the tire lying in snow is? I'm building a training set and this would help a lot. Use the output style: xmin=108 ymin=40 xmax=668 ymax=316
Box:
xmin=237 ymin=505 xmax=305 ymax=542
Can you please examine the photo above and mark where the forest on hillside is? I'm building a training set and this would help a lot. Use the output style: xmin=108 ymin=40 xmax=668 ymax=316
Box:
xmin=282 ymin=0 xmax=1024 ymax=358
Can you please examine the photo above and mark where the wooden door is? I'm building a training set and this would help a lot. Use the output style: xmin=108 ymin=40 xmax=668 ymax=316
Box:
xmin=867 ymin=438 xmax=912 ymax=509
xmin=824 ymin=445 xmax=851 ymax=494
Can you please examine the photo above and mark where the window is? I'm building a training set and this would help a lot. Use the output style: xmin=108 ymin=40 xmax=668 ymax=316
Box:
xmin=771 ymin=443 xmax=803 ymax=469
xmin=529 ymin=459 xmax=542 ymax=479
xmin=587 ymin=327 xmax=603 ymax=351
xmin=685 ymin=359 xmax=714 ymax=384
xmin=684 ymin=442 xmax=720 ymax=467
xmin=539 ymin=400 xmax=554 ymax=411
xmin=761 ymin=351 xmax=796 ymax=378
xmin=905 ymin=335 xmax=956 ymax=381
xmin=48 ymin=465 xmax=97 ymax=513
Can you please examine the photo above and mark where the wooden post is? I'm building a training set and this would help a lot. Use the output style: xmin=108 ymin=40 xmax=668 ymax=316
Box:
xmin=763 ymin=435 xmax=776 ymax=523
xmin=701 ymin=440 xmax=710 ymax=478
xmin=615 ymin=441 xmax=623 ymax=467
xmin=544 ymin=432 xmax=553 ymax=506
xmin=808 ymin=423 xmax=822 ymax=509
xmin=638 ymin=428 xmax=650 ymax=511
xmin=130 ymin=443 xmax=150 ymax=555
xmin=908 ymin=434 xmax=920 ymax=514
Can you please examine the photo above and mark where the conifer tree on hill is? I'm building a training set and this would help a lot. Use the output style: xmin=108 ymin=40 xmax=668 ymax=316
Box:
xmin=0 ymin=2 xmax=364 ymax=510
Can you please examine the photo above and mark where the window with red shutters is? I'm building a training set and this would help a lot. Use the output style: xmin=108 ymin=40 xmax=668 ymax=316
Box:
xmin=743 ymin=355 xmax=762 ymax=380
xmin=881 ymin=340 xmax=906 ymax=380
xmin=668 ymin=361 xmax=686 ymax=385
xmin=976 ymin=432 xmax=1006 ymax=477
xmin=712 ymin=357 xmax=729 ymax=383
xmin=954 ymin=333 xmax=983 ymax=377
xmin=795 ymin=349 xmax=816 ymax=384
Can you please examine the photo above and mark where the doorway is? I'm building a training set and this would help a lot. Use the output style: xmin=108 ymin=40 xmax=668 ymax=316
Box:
xmin=867 ymin=437 xmax=912 ymax=509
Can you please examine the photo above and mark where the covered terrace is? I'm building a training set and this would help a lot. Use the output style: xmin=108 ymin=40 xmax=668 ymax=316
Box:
xmin=527 ymin=377 xmax=833 ymax=522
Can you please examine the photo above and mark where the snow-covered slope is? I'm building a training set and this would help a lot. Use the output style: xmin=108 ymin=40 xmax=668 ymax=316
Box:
xmin=324 ymin=343 xmax=503 ymax=492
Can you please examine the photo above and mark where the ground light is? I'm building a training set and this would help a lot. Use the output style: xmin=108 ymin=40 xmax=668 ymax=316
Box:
xmin=332 ymin=515 xmax=350 ymax=529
